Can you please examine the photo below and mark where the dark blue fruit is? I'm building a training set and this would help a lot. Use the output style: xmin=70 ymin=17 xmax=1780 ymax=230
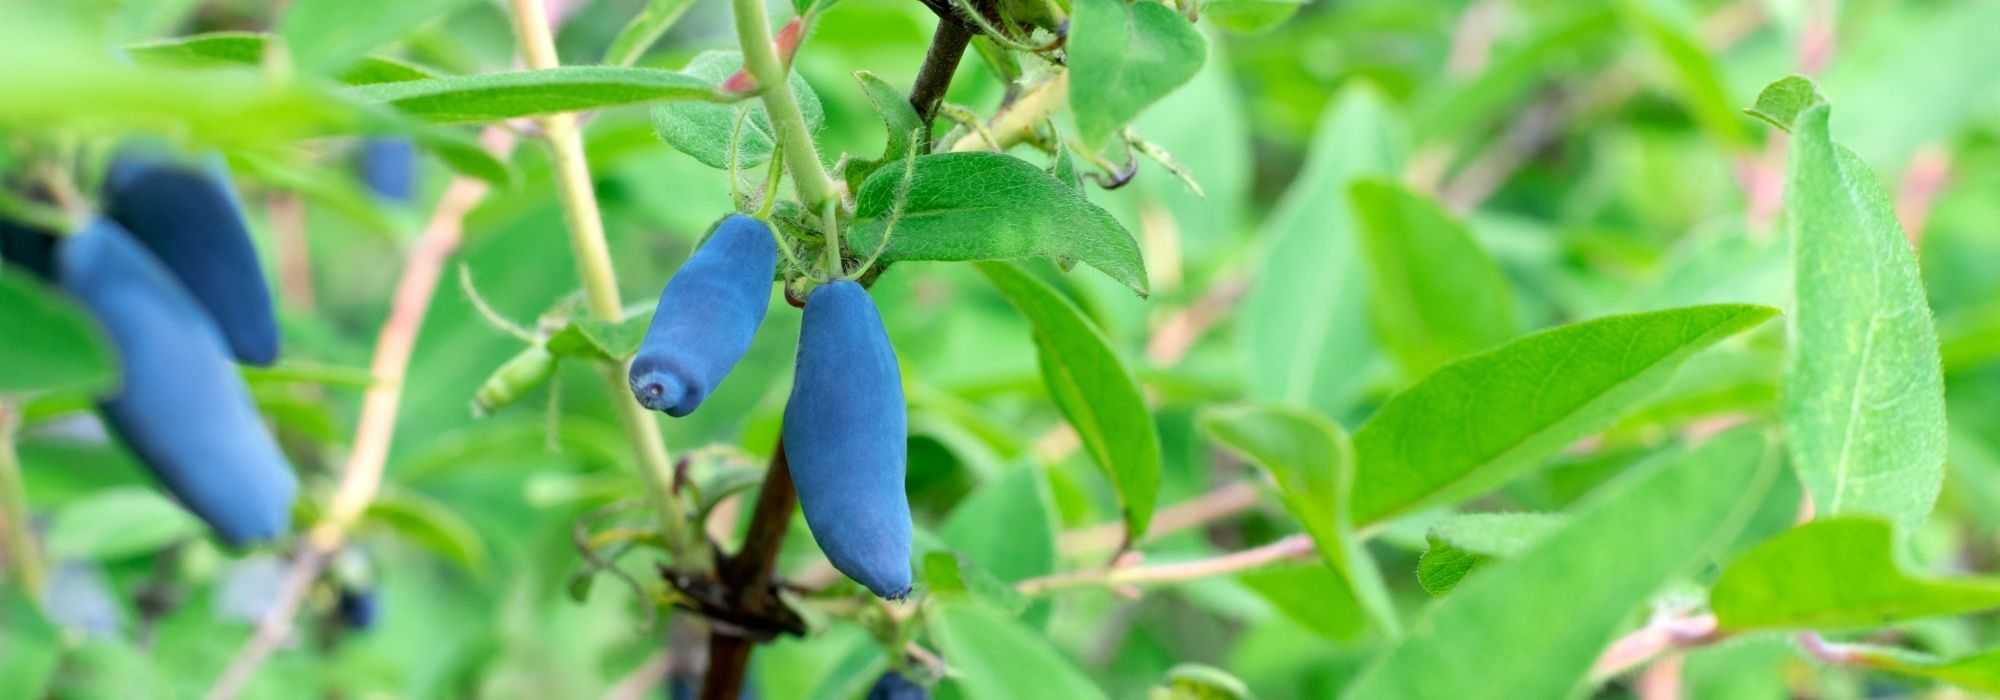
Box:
xmin=59 ymin=218 xmax=297 ymax=546
xmin=336 ymin=587 xmax=379 ymax=630
xmin=866 ymin=671 xmax=928 ymax=700
xmin=782 ymin=280 xmax=912 ymax=599
xmin=356 ymin=138 xmax=417 ymax=202
xmin=0 ymin=216 xmax=57 ymax=280
xmin=103 ymin=151 xmax=281 ymax=365
xmin=629 ymin=215 xmax=777 ymax=417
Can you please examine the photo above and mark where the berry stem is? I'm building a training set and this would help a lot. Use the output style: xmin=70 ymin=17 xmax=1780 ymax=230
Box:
xmin=731 ymin=0 xmax=839 ymax=215
xmin=510 ymin=0 xmax=699 ymax=564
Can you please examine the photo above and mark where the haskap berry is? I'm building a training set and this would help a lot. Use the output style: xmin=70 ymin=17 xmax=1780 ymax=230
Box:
xmin=629 ymin=214 xmax=777 ymax=417
xmin=356 ymin=138 xmax=418 ymax=203
xmin=336 ymin=587 xmax=380 ymax=630
xmin=866 ymin=670 xmax=928 ymax=700
xmin=103 ymin=149 xmax=281 ymax=366
xmin=58 ymin=218 xmax=297 ymax=546
xmin=782 ymin=279 xmax=913 ymax=600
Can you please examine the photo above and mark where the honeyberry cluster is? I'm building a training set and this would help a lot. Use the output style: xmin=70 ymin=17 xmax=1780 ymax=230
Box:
xmin=0 ymin=149 xmax=296 ymax=546
xmin=629 ymin=214 xmax=914 ymax=600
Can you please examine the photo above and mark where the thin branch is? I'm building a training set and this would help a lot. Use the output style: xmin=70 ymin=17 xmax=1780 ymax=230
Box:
xmin=909 ymin=17 xmax=974 ymax=130
xmin=205 ymin=130 xmax=514 ymax=700
xmin=700 ymin=438 xmax=798 ymax=700
xmin=1059 ymin=480 xmax=1261 ymax=556
xmin=731 ymin=0 xmax=839 ymax=211
xmin=1588 ymin=612 xmax=1720 ymax=683
xmin=1016 ymin=534 xmax=1315 ymax=596
xmin=948 ymin=70 xmax=1068 ymax=153
xmin=512 ymin=0 xmax=698 ymax=561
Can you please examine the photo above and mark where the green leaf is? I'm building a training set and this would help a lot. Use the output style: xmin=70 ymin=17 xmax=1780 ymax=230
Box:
xmin=603 ymin=0 xmax=699 ymax=67
xmin=927 ymin=598 xmax=1110 ymax=700
xmin=1624 ymin=4 xmax=1750 ymax=148
xmin=1416 ymin=512 xmax=1567 ymax=595
xmin=1782 ymin=103 xmax=1947 ymax=532
xmin=1153 ymin=664 xmax=1254 ymax=700
xmin=353 ymin=66 xmax=715 ymax=123
xmin=44 ymin=489 xmax=202 ymax=560
xmin=0 ymin=271 xmax=115 ymax=396
xmin=1238 ymin=563 xmax=1370 ymax=642
xmin=941 ymin=465 xmax=1057 ymax=584
xmin=1711 ymin=517 xmax=2000 ymax=632
xmin=978 ymin=262 xmax=1160 ymax=539
xmin=1349 ymin=178 xmax=1519 ymax=378
xmin=1342 ymin=428 xmax=1782 ymax=699
xmin=852 ymin=154 xmax=1149 ymax=296
xmin=842 ymin=70 xmax=927 ymax=192
xmin=363 ymin=489 xmax=488 ymax=574
xmin=1198 ymin=405 xmax=1397 ymax=637
xmin=1848 ymin=645 xmax=2000 ymax=697
xmin=126 ymin=31 xmax=443 ymax=85
xmin=1743 ymin=75 xmax=1823 ymax=132
xmin=1241 ymin=86 xmax=1402 ymax=416
xmin=802 ymin=642 xmax=891 ymax=700
xmin=1202 ymin=0 xmax=1304 ymax=33
xmin=279 ymin=0 xmax=478 ymax=76
xmin=1349 ymin=303 xmax=1776 ymax=526
xmin=1068 ymin=0 xmax=1207 ymax=152
xmin=544 ymin=314 xmax=651 ymax=362
xmin=651 ymin=51 xmax=823 ymax=170
xmin=920 ymin=551 xmax=1031 ymax=616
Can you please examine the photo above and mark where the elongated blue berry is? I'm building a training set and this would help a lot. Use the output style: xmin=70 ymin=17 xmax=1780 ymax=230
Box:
xmin=59 ymin=218 xmax=297 ymax=546
xmin=103 ymin=151 xmax=281 ymax=365
xmin=356 ymin=138 xmax=417 ymax=202
xmin=336 ymin=587 xmax=379 ymax=630
xmin=867 ymin=671 xmax=927 ymax=700
xmin=783 ymin=280 xmax=912 ymax=599
xmin=629 ymin=215 xmax=777 ymax=416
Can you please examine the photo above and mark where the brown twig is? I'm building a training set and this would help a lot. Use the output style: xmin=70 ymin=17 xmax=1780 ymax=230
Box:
xmin=909 ymin=18 xmax=974 ymax=130
xmin=698 ymin=439 xmax=798 ymax=700
xmin=1587 ymin=612 xmax=1720 ymax=683
xmin=1058 ymin=480 xmax=1261 ymax=556
xmin=204 ymin=131 xmax=512 ymax=700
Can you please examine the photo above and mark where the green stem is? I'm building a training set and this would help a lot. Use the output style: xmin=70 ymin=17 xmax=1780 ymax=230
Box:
xmin=510 ymin=0 xmax=700 ymax=564
xmin=730 ymin=0 xmax=840 ymax=217
xmin=0 ymin=401 xmax=44 ymax=596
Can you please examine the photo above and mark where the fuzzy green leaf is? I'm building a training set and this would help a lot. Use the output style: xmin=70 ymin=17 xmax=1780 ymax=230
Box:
xmin=651 ymin=51 xmax=823 ymax=169
xmin=1416 ymin=512 xmax=1567 ymax=595
xmin=853 ymin=153 xmax=1149 ymax=296
xmin=1782 ymin=102 xmax=1947 ymax=532
xmin=1068 ymin=0 xmax=1207 ymax=152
